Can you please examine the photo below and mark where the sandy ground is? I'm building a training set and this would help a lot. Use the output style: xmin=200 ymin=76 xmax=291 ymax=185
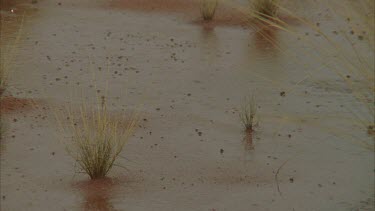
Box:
xmin=1 ymin=0 xmax=374 ymax=210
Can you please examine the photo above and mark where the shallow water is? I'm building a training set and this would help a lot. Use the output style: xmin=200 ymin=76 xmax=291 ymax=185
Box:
xmin=1 ymin=0 xmax=374 ymax=210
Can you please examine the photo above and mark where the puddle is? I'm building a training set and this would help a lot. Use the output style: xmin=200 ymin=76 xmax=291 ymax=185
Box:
xmin=0 ymin=0 xmax=373 ymax=210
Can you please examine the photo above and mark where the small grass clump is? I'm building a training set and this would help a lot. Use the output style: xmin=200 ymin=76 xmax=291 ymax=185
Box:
xmin=239 ymin=96 xmax=258 ymax=132
xmin=58 ymin=96 xmax=138 ymax=179
xmin=250 ymin=0 xmax=279 ymax=19
xmin=201 ymin=0 xmax=218 ymax=21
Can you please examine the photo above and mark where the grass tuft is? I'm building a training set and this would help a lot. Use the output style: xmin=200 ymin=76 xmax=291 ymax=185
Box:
xmin=58 ymin=96 xmax=138 ymax=179
xmin=239 ymin=95 xmax=258 ymax=132
xmin=250 ymin=0 xmax=279 ymax=19
xmin=201 ymin=0 xmax=218 ymax=21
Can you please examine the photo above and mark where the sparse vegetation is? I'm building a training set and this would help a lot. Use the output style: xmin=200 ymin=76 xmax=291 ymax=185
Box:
xmin=250 ymin=0 xmax=279 ymax=19
xmin=239 ymin=96 xmax=258 ymax=132
xmin=0 ymin=14 xmax=24 ymax=98
xmin=57 ymin=96 xmax=138 ymax=179
xmin=277 ymin=1 xmax=374 ymax=140
xmin=201 ymin=0 xmax=218 ymax=21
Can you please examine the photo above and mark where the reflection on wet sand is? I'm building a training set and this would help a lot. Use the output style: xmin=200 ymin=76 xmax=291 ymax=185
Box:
xmin=76 ymin=178 xmax=116 ymax=211
xmin=253 ymin=25 xmax=279 ymax=55
xmin=241 ymin=24 xmax=285 ymax=82
xmin=243 ymin=129 xmax=254 ymax=151
xmin=200 ymin=25 xmax=219 ymax=62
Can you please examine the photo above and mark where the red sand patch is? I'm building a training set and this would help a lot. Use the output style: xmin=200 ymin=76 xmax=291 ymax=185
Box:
xmin=0 ymin=96 xmax=37 ymax=114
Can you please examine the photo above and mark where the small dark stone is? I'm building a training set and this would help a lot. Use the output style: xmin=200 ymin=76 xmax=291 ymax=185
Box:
xmin=220 ymin=149 xmax=224 ymax=154
xmin=280 ymin=91 xmax=286 ymax=97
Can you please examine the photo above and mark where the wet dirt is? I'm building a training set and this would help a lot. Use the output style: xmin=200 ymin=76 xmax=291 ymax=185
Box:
xmin=74 ymin=177 xmax=119 ymax=211
xmin=0 ymin=95 xmax=38 ymax=114
xmin=0 ymin=0 xmax=374 ymax=210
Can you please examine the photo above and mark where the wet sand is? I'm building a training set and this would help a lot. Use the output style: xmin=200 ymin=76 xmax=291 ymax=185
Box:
xmin=0 ymin=0 xmax=374 ymax=210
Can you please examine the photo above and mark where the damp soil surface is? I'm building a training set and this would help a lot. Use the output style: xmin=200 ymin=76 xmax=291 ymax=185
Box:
xmin=1 ymin=0 xmax=374 ymax=210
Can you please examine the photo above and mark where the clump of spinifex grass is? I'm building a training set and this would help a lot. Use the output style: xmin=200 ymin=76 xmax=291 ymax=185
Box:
xmin=250 ymin=0 xmax=279 ymax=20
xmin=239 ymin=96 xmax=258 ymax=132
xmin=58 ymin=96 xmax=138 ymax=179
xmin=201 ymin=0 xmax=218 ymax=21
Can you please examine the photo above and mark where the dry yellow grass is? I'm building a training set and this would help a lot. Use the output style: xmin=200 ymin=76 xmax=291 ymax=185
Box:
xmin=250 ymin=0 xmax=279 ymax=20
xmin=201 ymin=0 xmax=218 ymax=20
xmin=239 ymin=95 xmax=258 ymax=132
xmin=57 ymin=96 xmax=139 ymax=179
